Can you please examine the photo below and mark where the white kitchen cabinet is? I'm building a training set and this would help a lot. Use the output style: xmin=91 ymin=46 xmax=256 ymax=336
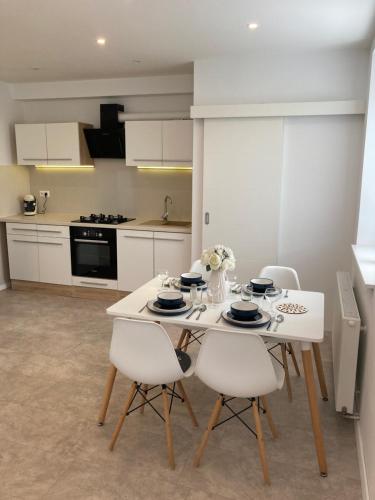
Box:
xmin=154 ymin=232 xmax=191 ymax=278
xmin=117 ymin=230 xmax=154 ymax=291
xmin=15 ymin=122 xmax=93 ymax=166
xmin=125 ymin=121 xmax=163 ymax=166
xmin=162 ymin=120 xmax=193 ymax=164
xmin=38 ymin=237 xmax=72 ymax=285
xmin=6 ymin=223 xmax=72 ymax=285
xmin=125 ymin=119 xmax=192 ymax=167
xmin=15 ymin=124 xmax=47 ymax=165
xmin=6 ymin=234 xmax=39 ymax=281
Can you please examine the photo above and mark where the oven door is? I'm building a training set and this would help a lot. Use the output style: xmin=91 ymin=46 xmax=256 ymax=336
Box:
xmin=71 ymin=238 xmax=117 ymax=279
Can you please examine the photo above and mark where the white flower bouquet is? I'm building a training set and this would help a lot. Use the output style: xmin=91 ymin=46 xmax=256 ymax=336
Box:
xmin=201 ymin=244 xmax=236 ymax=272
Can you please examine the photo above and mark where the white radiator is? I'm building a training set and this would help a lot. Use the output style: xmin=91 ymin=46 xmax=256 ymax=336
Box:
xmin=331 ymin=272 xmax=361 ymax=415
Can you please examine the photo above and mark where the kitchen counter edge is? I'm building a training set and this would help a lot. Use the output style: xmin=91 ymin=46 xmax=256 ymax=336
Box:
xmin=0 ymin=214 xmax=192 ymax=234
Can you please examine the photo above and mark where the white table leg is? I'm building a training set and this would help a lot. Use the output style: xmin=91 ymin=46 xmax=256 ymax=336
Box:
xmin=301 ymin=341 xmax=328 ymax=477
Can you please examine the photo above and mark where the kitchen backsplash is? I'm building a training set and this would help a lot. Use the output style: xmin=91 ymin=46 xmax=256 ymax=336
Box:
xmin=29 ymin=160 xmax=192 ymax=220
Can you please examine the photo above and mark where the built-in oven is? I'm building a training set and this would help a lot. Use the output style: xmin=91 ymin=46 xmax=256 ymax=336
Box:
xmin=70 ymin=226 xmax=117 ymax=280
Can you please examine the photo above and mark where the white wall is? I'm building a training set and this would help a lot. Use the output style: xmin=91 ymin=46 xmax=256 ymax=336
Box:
xmin=0 ymin=82 xmax=22 ymax=165
xmin=357 ymin=50 xmax=375 ymax=245
xmin=194 ymin=49 xmax=370 ymax=105
xmin=353 ymin=260 xmax=375 ymax=499
xmin=193 ymin=49 xmax=368 ymax=325
xmin=22 ymin=93 xmax=193 ymax=219
xmin=0 ymin=166 xmax=30 ymax=287
xmin=279 ymin=115 xmax=364 ymax=324
xmin=0 ymin=83 xmax=30 ymax=288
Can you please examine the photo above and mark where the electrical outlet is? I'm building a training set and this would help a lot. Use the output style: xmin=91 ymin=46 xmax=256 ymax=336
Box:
xmin=39 ymin=190 xmax=50 ymax=198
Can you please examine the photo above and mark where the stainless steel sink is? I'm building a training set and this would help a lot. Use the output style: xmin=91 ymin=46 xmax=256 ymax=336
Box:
xmin=140 ymin=220 xmax=191 ymax=227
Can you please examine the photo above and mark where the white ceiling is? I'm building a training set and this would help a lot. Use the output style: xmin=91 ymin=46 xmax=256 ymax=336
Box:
xmin=0 ymin=0 xmax=374 ymax=83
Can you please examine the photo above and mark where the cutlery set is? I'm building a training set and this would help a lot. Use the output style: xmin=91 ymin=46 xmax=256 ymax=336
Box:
xmin=186 ymin=304 xmax=207 ymax=320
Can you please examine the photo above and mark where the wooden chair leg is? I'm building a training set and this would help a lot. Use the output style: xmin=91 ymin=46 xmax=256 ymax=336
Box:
xmin=182 ymin=331 xmax=191 ymax=352
xmin=193 ymin=395 xmax=223 ymax=467
xmin=109 ymin=382 xmax=137 ymax=451
xmin=260 ymin=396 xmax=278 ymax=439
xmin=252 ymin=399 xmax=270 ymax=485
xmin=281 ymin=344 xmax=293 ymax=402
xmin=287 ymin=343 xmax=301 ymax=377
xmin=140 ymin=384 xmax=148 ymax=414
xmin=177 ymin=329 xmax=188 ymax=349
xmin=312 ymin=343 xmax=329 ymax=401
xmin=176 ymin=380 xmax=198 ymax=428
xmin=97 ymin=364 xmax=117 ymax=426
xmin=162 ymin=386 xmax=175 ymax=470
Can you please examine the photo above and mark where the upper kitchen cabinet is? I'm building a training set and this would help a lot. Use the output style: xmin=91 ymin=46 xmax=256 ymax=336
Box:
xmin=125 ymin=119 xmax=192 ymax=167
xmin=15 ymin=122 xmax=93 ymax=166
xmin=125 ymin=121 xmax=163 ymax=166
xmin=162 ymin=120 xmax=193 ymax=164
xmin=15 ymin=124 xmax=48 ymax=165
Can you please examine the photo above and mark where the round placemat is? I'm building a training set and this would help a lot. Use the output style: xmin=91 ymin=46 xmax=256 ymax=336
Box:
xmin=276 ymin=303 xmax=308 ymax=314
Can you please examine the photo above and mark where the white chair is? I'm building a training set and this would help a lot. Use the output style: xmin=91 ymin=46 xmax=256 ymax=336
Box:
xmin=98 ymin=318 xmax=198 ymax=469
xmin=259 ymin=265 xmax=328 ymax=402
xmin=177 ymin=259 xmax=211 ymax=352
xmin=193 ymin=329 xmax=284 ymax=485
xmin=259 ymin=265 xmax=302 ymax=401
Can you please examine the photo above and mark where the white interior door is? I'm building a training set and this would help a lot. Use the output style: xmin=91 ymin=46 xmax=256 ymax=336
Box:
xmin=202 ymin=117 xmax=283 ymax=282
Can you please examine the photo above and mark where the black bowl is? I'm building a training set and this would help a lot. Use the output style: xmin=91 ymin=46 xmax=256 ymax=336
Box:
xmin=157 ymin=291 xmax=184 ymax=309
xmin=230 ymin=301 xmax=259 ymax=320
xmin=250 ymin=277 xmax=274 ymax=293
xmin=180 ymin=272 xmax=202 ymax=285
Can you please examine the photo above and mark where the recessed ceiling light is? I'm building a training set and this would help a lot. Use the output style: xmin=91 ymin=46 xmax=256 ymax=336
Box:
xmin=248 ymin=23 xmax=259 ymax=30
xmin=96 ymin=37 xmax=106 ymax=46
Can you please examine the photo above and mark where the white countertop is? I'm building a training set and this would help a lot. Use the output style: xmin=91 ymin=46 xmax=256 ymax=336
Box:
xmin=352 ymin=245 xmax=375 ymax=289
xmin=0 ymin=213 xmax=191 ymax=234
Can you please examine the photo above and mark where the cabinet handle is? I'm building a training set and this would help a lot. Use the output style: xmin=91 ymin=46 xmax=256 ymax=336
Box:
xmin=12 ymin=239 xmax=37 ymax=243
xmin=133 ymin=158 xmax=163 ymax=162
xmin=154 ymin=236 xmax=185 ymax=241
xmin=162 ymin=160 xmax=191 ymax=163
xmin=38 ymin=241 xmax=63 ymax=246
xmin=10 ymin=227 xmax=37 ymax=231
xmin=79 ymin=281 xmax=108 ymax=287
xmin=47 ymin=158 xmax=73 ymax=161
xmin=123 ymin=234 xmax=152 ymax=239
xmin=22 ymin=158 xmax=47 ymax=161
xmin=205 ymin=212 xmax=210 ymax=225
xmin=73 ymin=239 xmax=109 ymax=244
xmin=37 ymin=229 xmax=63 ymax=233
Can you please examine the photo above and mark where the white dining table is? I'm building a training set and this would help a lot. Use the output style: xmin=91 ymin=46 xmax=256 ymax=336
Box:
xmin=105 ymin=278 xmax=328 ymax=477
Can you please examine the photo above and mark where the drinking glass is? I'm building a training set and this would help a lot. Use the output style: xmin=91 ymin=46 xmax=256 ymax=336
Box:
xmin=157 ymin=269 xmax=169 ymax=288
xmin=226 ymin=271 xmax=238 ymax=294
xmin=206 ymin=281 xmax=220 ymax=308
xmin=241 ymin=284 xmax=253 ymax=302
xmin=265 ymin=287 xmax=278 ymax=315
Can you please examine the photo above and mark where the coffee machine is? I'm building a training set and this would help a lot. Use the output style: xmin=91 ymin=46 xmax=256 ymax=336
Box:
xmin=23 ymin=194 xmax=37 ymax=216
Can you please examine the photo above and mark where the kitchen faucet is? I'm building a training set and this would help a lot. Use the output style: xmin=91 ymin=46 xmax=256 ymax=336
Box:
xmin=162 ymin=195 xmax=172 ymax=223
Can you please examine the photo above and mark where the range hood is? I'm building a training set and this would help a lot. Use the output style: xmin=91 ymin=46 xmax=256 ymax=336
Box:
xmin=84 ymin=104 xmax=125 ymax=159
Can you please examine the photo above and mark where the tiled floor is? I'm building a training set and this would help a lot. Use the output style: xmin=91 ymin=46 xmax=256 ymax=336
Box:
xmin=0 ymin=289 xmax=362 ymax=500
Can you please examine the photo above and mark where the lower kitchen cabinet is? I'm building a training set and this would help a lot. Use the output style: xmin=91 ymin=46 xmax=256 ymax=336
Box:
xmin=117 ymin=230 xmax=154 ymax=291
xmin=154 ymin=232 xmax=191 ymax=278
xmin=38 ymin=236 xmax=72 ymax=285
xmin=6 ymin=234 xmax=39 ymax=281
xmin=6 ymin=223 xmax=72 ymax=285
xmin=117 ymin=230 xmax=191 ymax=292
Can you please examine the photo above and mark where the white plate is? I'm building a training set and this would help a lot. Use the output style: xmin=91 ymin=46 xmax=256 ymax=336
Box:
xmin=147 ymin=299 xmax=193 ymax=316
xmin=222 ymin=309 xmax=271 ymax=328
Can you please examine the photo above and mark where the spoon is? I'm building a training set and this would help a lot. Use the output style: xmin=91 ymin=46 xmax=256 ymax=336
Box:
xmin=273 ymin=314 xmax=284 ymax=332
xmin=196 ymin=304 xmax=207 ymax=320
xmin=186 ymin=306 xmax=200 ymax=319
